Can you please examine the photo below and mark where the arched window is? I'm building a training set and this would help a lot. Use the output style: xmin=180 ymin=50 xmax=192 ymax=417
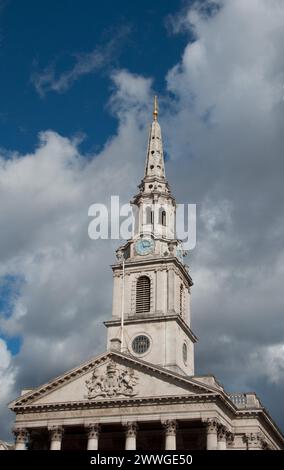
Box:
xmin=158 ymin=208 xmax=166 ymax=226
xmin=180 ymin=284 xmax=184 ymax=318
xmin=136 ymin=276 xmax=150 ymax=314
xmin=146 ymin=207 xmax=154 ymax=225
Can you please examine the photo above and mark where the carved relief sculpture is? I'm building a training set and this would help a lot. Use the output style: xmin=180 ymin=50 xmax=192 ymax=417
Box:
xmin=85 ymin=360 xmax=138 ymax=399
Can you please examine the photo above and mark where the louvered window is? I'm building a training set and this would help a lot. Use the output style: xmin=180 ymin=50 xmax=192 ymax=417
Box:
xmin=136 ymin=276 xmax=150 ymax=314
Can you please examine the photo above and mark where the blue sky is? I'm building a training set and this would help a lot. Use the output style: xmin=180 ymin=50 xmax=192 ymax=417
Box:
xmin=0 ymin=0 xmax=191 ymax=356
xmin=0 ymin=0 xmax=191 ymax=155
xmin=1 ymin=0 xmax=284 ymax=441
xmin=0 ymin=275 xmax=23 ymax=354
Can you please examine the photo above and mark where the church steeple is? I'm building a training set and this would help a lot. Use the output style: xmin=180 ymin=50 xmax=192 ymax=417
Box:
xmin=105 ymin=97 xmax=196 ymax=377
xmin=144 ymin=96 xmax=166 ymax=181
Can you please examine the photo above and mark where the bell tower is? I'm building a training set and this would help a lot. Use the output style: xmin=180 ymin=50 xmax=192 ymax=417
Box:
xmin=105 ymin=98 xmax=197 ymax=376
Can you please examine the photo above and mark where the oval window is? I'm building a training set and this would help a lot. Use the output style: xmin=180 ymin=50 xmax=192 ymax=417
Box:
xmin=132 ymin=335 xmax=150 ymax=355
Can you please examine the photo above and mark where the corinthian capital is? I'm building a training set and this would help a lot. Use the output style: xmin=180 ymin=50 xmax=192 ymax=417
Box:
xmin=13 ymin=427 xmax=29 ymax=443
xmin=48 ymin=425 xmax=64 ymax=441
xmin=162 ymin=419 xmax=177 ymax=436
xmin=85 ymin=423 xmax=100 ymax=439
xmin=206 ymin=419 xmax=219 ymax=433
xmin=217 ymin=425 xmax=227 ymax=441
xmin=124 ymin=422 xmax=138 ymax=438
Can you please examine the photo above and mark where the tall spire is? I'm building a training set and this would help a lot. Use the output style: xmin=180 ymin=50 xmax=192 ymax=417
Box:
xmin=144 ymin=96 xmax=165 ymax=180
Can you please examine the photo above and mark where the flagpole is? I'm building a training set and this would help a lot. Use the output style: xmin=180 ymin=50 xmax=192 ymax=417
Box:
xmin=120 ymin=258 xmax=125 ymax=352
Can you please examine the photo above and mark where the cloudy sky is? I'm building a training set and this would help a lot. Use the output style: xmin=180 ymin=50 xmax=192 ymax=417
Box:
xmin=1 ymin=0 xmax=284 ymax=440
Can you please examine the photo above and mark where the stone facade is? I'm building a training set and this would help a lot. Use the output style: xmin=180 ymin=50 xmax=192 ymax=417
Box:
xmin=9 ymin=98 xmax=284 ymax=450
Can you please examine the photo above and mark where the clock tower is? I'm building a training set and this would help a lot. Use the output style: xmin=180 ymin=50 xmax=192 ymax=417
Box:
xmin=105 ymin=97 xmax=197 ymax=376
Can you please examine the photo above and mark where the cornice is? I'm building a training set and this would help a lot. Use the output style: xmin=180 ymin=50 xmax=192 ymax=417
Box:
xmin=235 ymin=408 xmax=284 ymax=446
xmin=132 ymin=192 xmax=176 ymax=206
xmin=12 ymin=392 xmax=220 ymax=413
xmin=104 ymin=315 xmax=198 ymax=343
xmin=112 ymin=256 xmax=193 ymax=287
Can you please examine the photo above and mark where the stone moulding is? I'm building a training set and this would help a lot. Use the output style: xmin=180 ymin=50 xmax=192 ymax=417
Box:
xmin=10 ymin=351 xmax=220 ymax=409
xmin=12 ymin=393 xmax=224 ymax=413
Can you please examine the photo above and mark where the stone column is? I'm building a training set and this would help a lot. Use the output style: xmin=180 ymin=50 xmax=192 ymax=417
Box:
xmin=217 ymin=426 xmax=227 ymax=450
xmin=13 ymin=427 xmax=29 ymax=450
xmin=125 ymin=422 xmax=138 ymax=450
xmin=206 ymin=420 xmax=218 ymax=450
xmin=163 ymin=420 xmax=177 ymax=450
xmin=49 ymin=426 xmax=64 ymax=450
xmin=243 ymin=433 xmax=263 ymax=450
xmin=86 ymin=424 xmax=100 ymax=450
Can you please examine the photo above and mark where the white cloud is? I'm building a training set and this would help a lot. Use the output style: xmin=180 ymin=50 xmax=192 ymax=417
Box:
xmin=162 ymin=0 xmax=284 ymax=402
xmin=0 ymin=339 xmax=15 ymax=402
xmin=31 ymin=27 xmax=131 ymax=97
xmin=250 ymin=344 xmax=284 ymax=384
xmin=1 ymin=0 xmax=284 ymax=439
xmin=0 ymin=339 xmax=16 ymax=440
xmin=111 ymin=70 xmax=153 ymax=112
xmin=0 ymin=72 xmax=152 ymax=438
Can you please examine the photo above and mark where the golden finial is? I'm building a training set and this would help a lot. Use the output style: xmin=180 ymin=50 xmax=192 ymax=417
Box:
xmin=153 ymin=95 xmax=158 ymax=121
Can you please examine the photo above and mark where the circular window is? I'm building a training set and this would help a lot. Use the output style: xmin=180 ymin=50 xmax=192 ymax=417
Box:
xmin=132 ymin=335 xmax=150 ymax=355
xmin=183 ymin=342 xmax=188 ymax=364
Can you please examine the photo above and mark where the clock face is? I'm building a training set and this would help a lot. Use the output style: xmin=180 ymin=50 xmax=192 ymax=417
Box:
xmin=135 ymin=238 xmax=154 ymax=256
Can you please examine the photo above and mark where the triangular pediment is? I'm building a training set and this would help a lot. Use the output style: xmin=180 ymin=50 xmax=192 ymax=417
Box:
xmin=10 ymin=351 xmax=219 ymax=409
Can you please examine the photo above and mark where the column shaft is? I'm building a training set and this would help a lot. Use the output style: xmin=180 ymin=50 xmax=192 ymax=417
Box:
xmin=49 ymin=426 xmax=64 ymax=451
xmin=86 ymin=424 xmax=100 ymax=450
xmin=125 ymin=435 xmax=136 ymax=450
xmin=165 ymin=434 xmax=176 ymax=450
xmin=163 ymin=420 xmax=177 ymax=451
xmin=206 ymin=421 xmax=218 ymax=450
xmin=50 ymin=440 xmax=61 ymax=450
xmin=217 ymin=426 xmax=227 ymax=450
xmin=217 ymin=439 xmax=227 ymax=450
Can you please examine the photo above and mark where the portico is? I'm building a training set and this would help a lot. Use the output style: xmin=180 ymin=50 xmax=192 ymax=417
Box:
xmin=15 ymin=418 xmax=235 ymax=451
